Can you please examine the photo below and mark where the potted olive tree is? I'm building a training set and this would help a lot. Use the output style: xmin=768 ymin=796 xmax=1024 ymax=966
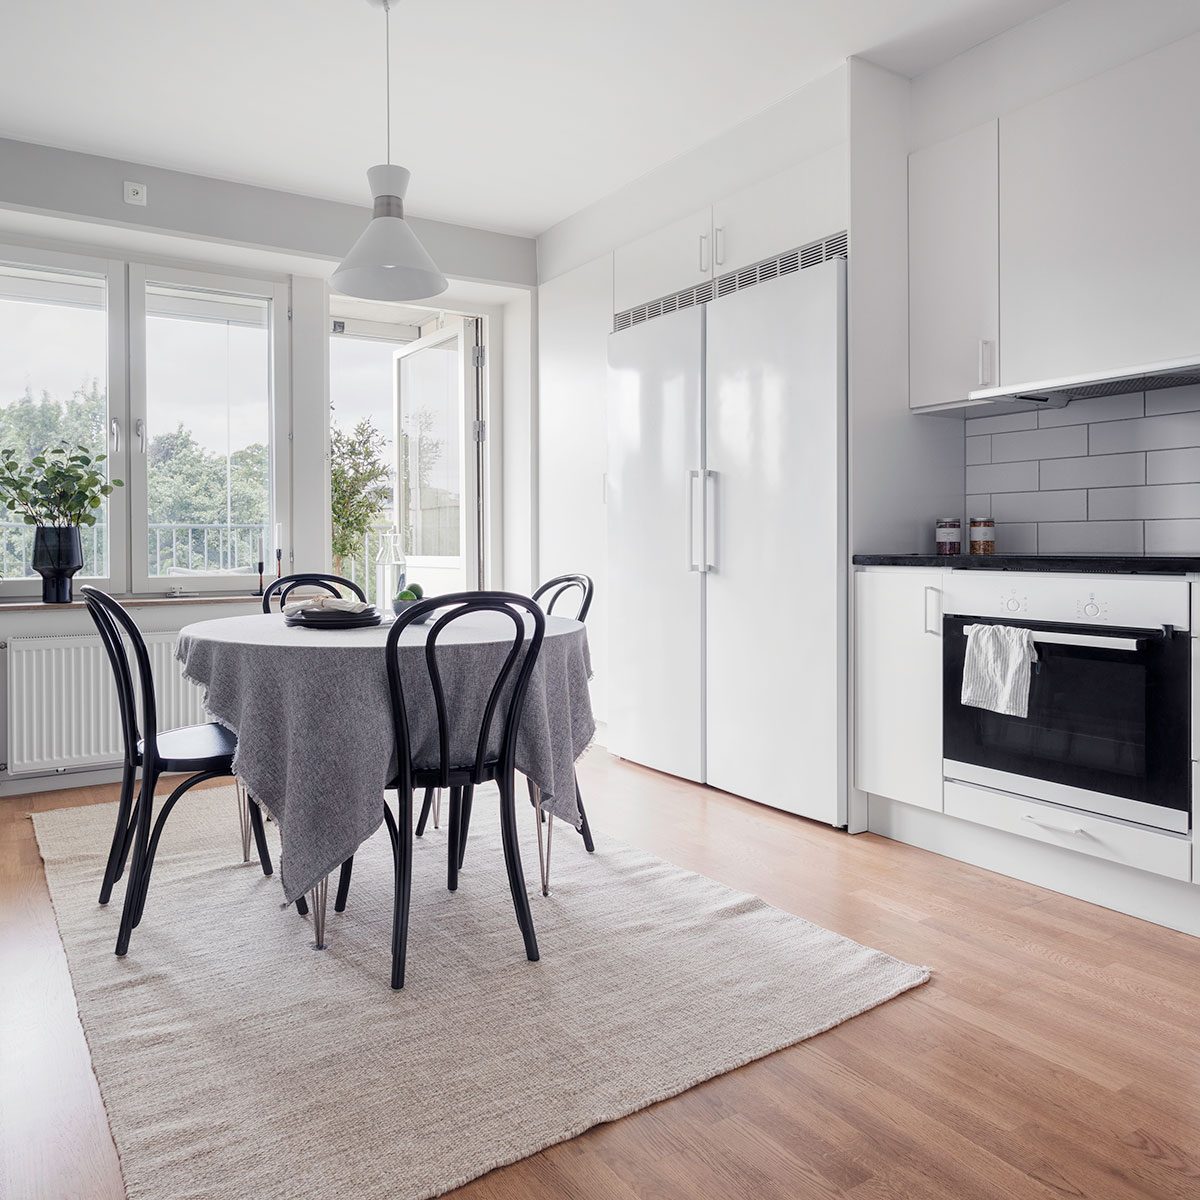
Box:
xmin=0 ymin=443 xmax=122 ymax=602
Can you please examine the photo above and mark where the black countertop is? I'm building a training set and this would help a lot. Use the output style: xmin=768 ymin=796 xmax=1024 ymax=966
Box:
xmin=852 ymin=553 xmax=1200 ymax=575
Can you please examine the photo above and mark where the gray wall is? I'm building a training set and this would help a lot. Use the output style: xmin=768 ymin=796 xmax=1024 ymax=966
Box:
xmin=964 ymin=385 xmax=1200 ymax=554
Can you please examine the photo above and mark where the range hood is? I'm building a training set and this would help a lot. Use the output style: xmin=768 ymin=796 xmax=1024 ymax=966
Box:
xmin=967 ymin=355 xmax=1200 ymax=407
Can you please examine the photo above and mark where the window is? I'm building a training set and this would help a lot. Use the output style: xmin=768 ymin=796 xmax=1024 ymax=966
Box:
xmin=142 ymin=282 xmax=272 ymax=578
xmin=0 ymin=250 xmax=123 ymax=592
xmin=0 ymin=247 xmax=286 ymax=595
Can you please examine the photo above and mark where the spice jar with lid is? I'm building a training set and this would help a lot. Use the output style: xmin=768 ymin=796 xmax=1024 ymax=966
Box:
xmin=969 ymin=516 xmax=996 ymax=556
xmin=935 ymin=516 xmax=962 ymax=556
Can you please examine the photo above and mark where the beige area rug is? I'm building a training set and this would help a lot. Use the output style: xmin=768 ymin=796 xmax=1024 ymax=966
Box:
xmin=34 ymin=785 xmax=928 ymax=1200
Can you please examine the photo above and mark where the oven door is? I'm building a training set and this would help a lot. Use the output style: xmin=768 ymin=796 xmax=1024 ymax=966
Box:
xmin=943 ymin=616 xmax=1190 ymax=833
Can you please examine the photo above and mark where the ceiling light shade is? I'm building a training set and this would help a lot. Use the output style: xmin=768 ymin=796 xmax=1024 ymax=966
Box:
xmin=332 ymin=165 xmax=448 ymax=302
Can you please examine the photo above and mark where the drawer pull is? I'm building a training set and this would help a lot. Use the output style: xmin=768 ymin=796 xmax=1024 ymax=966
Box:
xmin=1021 ymin=813 xmax=1089 ymax=836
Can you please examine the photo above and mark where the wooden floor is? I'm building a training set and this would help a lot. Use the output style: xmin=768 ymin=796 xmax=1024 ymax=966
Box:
xmin=3 ymin=755 xmax=1199 ymax=1200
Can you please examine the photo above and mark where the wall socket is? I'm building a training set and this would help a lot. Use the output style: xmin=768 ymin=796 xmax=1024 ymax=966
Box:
xmin=123 ymin=180 xmax=148 ymax=206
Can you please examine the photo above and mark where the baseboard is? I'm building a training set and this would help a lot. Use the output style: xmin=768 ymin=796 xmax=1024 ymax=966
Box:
xmin=868 ymin=794 xmax=1200 ymax=938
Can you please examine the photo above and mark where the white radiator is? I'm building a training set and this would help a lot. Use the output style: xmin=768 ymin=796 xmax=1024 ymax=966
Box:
xmin=5 ymin=633 xmax=207 ymax=776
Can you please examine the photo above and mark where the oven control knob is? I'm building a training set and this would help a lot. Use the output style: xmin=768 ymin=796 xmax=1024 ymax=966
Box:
xmin=1005 ymin=598 xmax=1021 ymax=612
xmin=1083 ymin=601 xmax=1100 ymax=618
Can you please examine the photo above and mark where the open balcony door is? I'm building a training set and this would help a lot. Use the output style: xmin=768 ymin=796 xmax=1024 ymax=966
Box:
xmin=393 ymin=317 xmax=483 ymax=595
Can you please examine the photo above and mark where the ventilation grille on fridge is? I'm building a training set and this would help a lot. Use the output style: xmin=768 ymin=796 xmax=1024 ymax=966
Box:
xmin=613 ymin=230 xmax=847 ymax=331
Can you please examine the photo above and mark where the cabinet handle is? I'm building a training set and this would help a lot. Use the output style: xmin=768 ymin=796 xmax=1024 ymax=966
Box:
xmin=702 ymin=469 xmax=717 ymax=572
xmin=977 ymin=339 xmax=995 ymax=388
xmin=699 ymin=232 xmax=710 ymax=273
xmin=1021 ymin=813 xmax=1089 ymax=837
xmin=714 ymin=225 xmax=725 ymax=267
xmin=109 ymin=416 xmax=120 ymax=453
xmin=923 ymin=585 xmax=941 ymax=635
xmin=686 ymin=470 xmax=701 ymax=571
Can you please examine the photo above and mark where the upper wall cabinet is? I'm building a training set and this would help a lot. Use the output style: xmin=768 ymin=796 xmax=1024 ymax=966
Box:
xmin=1001 ymin=34 xmax=1200 ymax=384
xmin=908 ymin=120 xmax=998 ymax=411
xmin=711 ymin=144 xmax=849 ymax=279
xmin=612 ymin=147 xmax=850 ymax=314
xmin=613 ymin=207 xmax=713 ymax=314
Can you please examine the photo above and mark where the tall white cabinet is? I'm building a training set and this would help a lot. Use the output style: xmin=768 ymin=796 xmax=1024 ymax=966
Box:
xmin=607 ymin=261 xmax=847 ymax=825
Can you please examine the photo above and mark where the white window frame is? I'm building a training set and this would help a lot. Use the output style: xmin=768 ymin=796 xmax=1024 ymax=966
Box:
xmin=0 ymin=242 xmax=129 ymax=599
xmin=128 ymin=263 xmax=290 ymax=594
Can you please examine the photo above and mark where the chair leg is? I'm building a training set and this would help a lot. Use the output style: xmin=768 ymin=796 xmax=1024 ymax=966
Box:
xmin=296 ymin=894 xmax=309 ymax=917
xmin=447 ymin=786 xmax=462 ymax=892
xmin=415 ymin=787 xmax=435 ymax=837
xmin=534 ymin=785 xmax=554 ymax=898
xmin=499 ymin=774 xmax=539 ymax=962
xmin=383 ymin=791 xmax=413 ymax=989
xmin=575 ymin=773 xmax=595 ymax=854
xmin=99 ymin=760 xmax=137 ymax=905
xmin=334 ymin=855 xmax=354 ymax=913
xmin=247 ymin=797 xmax=273 ymax=876
xmin=457 ymin=785 xmax=474 ymax=871
xmin=115 ymin=768 xmax=156 ymax=956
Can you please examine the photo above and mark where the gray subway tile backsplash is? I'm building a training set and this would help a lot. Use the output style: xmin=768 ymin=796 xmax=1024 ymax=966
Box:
xmin=990 ymin=424 xmax=1088 ymax=464
xmin=960 ymin=385 xmax=1200 ymax=556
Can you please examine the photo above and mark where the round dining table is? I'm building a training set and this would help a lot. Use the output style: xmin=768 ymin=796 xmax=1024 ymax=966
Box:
xmin=175 ymin=610 xmax=594 ymax=907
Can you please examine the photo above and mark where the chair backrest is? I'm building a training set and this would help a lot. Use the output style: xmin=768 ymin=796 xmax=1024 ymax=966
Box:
xmin=532 ymin=573 xmax=594 ymax=623
xmin=80 ymin=586 xmax=157 ymax=765
xmin=262 ymin=572 xmax=366 ymax=613
xmin=385 ymin=591 xmax=546 ymax=793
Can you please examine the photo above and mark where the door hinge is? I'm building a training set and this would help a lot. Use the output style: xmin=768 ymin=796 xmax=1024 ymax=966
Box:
xmin=472 ymin=345 xmax=486 ymax=369
xmin=287 ymin=307 xmax=293 ymax=320
xmin=472 ymin=419 xmax=487 ymax=443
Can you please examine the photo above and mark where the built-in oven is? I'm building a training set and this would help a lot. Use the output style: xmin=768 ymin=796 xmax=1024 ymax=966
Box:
xmin=942 ymin=573 xmax=1191 ymax=834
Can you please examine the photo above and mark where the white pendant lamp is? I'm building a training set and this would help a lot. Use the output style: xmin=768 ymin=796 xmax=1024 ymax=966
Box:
xmin=332 ymin=0 xmax=447 ymax=302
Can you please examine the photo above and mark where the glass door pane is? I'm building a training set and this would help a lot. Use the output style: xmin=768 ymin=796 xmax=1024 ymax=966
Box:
xmin=0 ymin=261 xmax=111 ymax=580
xmin=396 ymin=331 xmax=465 ymax=594
xmin=142 ymin=282 xmax=271 ymax=578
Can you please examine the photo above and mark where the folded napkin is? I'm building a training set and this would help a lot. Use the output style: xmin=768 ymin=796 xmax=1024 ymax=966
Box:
xmin=961 ymin=624 xmax=1038 ymax=718
xmin=282 ymin=595 xmax=372 ymax=617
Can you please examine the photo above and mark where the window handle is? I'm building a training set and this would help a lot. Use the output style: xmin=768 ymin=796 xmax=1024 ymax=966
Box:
xmin=109 ymin=416 xmax=120 ymax=453
xmin=135 ymin=418 xmax=146 ymax=453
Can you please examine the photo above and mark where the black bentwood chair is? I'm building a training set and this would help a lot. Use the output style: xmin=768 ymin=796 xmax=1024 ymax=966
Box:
xmin=81 ymin=587 xmax=274 ymax=956
xmin=381 ymin=591 xmax=546 ymax=989
xmin=261 ymin=572 xmax=366 ymax=612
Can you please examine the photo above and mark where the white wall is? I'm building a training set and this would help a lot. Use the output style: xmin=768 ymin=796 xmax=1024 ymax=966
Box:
xmin=500 ymin=290 xmax=536 ymax=592
xmin=537 ymin=66 xmax=848 ymax=283
xmin=536 ymin=254 xmax=613 ymax=720
xmin=909 ymin=0 xmax=1200 ymax=150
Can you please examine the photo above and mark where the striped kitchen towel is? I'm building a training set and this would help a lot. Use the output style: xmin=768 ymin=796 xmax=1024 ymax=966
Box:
xmin=961 ymin=624 xmax=1038 ymax=718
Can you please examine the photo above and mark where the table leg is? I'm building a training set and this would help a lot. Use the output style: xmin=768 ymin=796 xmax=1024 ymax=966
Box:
xmin=236 ymin=780 xmax=252 ymax=863
xmin=534 ymin=785 xmax=554 ymax=898
xmin=309 ymin=875 xmax=328 ymax=950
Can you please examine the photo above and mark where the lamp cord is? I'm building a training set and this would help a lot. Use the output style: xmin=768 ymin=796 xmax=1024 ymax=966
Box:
xmin=384 ymin=0 xmax=391 ymax=165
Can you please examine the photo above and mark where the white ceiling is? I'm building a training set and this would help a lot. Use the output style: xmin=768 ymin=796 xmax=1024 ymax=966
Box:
xmin=3 ymin=0 xmax=1062 ymax=238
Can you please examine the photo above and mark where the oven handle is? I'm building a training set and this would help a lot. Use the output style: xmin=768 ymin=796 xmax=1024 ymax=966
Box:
xmin=961 ymin=625 xmax=1143 ymax=652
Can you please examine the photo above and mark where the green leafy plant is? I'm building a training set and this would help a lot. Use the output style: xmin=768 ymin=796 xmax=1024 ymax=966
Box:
xmin=0 ymin=442 xmax=123 ymax=528
xmin=330 ymin=417 xmax=392 ymax=575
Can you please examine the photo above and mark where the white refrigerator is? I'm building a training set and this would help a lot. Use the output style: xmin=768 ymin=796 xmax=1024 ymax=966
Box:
xmin=606 ymin=259 xmax=846 ymax=825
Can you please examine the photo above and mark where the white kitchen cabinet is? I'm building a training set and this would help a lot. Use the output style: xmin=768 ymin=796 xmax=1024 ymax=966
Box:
xmin=711 ymin=144 xmax=848 ymax=278
xmin=613 ymin=207 xmax=713 ymax=313
xmin=1001 ymin=32 xmax=1200 ymax=384
xmin=854 ymin=568 xmax=944 ymax=811
xmin=908 ymin=120 xmax=998 ymax=410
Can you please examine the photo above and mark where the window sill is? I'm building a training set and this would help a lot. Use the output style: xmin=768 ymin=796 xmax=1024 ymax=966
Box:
xmin=0 ymin=593 xmax=263 ymax=613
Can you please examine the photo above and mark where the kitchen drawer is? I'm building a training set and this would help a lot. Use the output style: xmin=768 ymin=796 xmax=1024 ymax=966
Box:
xmin=944 ymin=779 xmax=1192 ymax=881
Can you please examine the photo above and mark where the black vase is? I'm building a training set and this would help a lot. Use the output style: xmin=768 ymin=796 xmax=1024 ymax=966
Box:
xmin=32 ymin=526 xmax=84 ymax=604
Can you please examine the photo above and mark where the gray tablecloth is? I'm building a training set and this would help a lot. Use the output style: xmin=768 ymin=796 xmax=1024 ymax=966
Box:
xmin=176 ymin=612 xmax=594 ymax=904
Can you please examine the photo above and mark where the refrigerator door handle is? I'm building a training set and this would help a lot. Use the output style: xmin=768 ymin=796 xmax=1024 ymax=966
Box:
xmin=686 ymin=469 xmax=702 ymax=571
xmin=702 ymin=469 xmax=717 ymax=572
